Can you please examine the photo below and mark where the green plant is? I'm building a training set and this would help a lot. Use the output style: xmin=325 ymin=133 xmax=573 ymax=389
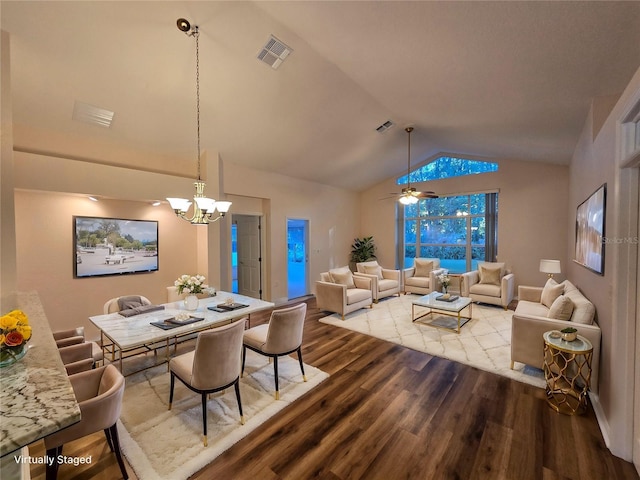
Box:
xmin=560 ymin=327 xmax=577 ymax=334
xmin=350 ymin=236 xmax=376 ymax=263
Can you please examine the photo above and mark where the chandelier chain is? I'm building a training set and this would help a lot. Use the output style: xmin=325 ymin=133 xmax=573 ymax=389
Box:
xmin=195 ymin=27 xmax=201 ymax=181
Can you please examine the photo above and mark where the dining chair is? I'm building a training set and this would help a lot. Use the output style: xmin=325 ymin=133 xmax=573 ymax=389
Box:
xmin=242 ymin=303 xmax=307 ymax=400
xmin=103 ymin=295 xmax=152 ymax=314
xmin=58 ymin=342 xmax=95 ymax=375
xmin=168 ymin=319 xmax=246 ymax=447
xmin=53 ymin=326 xmax=104 ymax=365
xmin=44 ymin=365 xmax=128 ymax=480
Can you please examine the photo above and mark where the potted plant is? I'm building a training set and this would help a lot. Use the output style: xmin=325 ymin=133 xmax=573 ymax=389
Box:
xmin=561 ymin=327 xmax=578 ymax=342
xmin=350 ymin=236 xmax=376 ymax=271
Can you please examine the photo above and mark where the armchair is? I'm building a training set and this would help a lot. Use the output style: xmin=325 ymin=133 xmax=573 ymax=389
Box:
xmin=402 ymin=258 xmax=446 ymax=295
xmin=461 ymin=262 xmax=514 ymax=309
xmin=315 ymin=266 xmax=373 ymax=320
xmin=355 ymin=260 xmax=401 ymax=302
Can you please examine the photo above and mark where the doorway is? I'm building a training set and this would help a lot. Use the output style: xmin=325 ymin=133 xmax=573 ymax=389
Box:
xmin=287 ymin=219 xmax=309 ymax=300
xmin=232 ymin=215 xmax=262 ymax=299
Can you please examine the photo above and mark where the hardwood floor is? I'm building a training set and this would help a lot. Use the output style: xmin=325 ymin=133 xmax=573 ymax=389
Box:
xmin=26 ymin=297 xmax=638 ymax=480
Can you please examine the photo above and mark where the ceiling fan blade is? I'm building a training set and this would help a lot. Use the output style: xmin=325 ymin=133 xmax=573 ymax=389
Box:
xmin=416 ymin=191 xmax=438 ymax=198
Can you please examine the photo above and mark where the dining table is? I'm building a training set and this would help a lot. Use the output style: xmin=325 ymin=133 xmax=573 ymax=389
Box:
xmin=89 ymin=291 xmax=274 ymax=375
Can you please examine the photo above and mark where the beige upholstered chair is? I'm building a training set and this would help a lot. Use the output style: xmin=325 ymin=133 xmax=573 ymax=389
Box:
xmin=59 ymin=342 xmax=95 ymax=375
xmin=315 ymin=267 xmax=374 ymax=320
xmin=103 ymin=295 xmax=152 ymax=314
xmin=402 ymin=258 xmax=447 ymax=295
xmin=53 ymin=327 xmax=103 ymax=365
xmin=461 ymin=262 xmax=515 ymax=309
xmin=44 ymin=365 xmax=128 ymax=480
xmin=355 ymin=260 xmax=401 ymax=302
xmin=242 ymin=303 xmax=307 ymax=400
xmin=169 ymin=320 xmax=245 ymax=447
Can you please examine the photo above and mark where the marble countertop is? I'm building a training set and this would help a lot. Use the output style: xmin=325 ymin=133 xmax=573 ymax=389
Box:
xmin=0 ymin=292 xmax=81 ymax=457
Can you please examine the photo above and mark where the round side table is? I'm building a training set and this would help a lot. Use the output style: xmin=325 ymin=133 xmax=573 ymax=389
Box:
xmin=543 ymin=331 xmax=593 ymax=415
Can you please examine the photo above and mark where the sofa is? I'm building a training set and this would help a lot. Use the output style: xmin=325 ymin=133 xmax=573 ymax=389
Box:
xmin=316 ymin=267 xmax=374 ymax=320
xmin=511 ymin=278 xmax=601 ymax=392
xmin=402 ymin=257 xmax=447 ymax=295
xmin=461 ymin=261 xmax=515 ymax=309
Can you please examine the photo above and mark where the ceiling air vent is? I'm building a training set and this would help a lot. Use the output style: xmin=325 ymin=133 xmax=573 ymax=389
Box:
xmin=257 ymin=35 xmax=292 ymax=70
xmin=73 ymin=101 xmax=114 ymax=128
xmin=376 ymin=120 xmax=394 ymax=133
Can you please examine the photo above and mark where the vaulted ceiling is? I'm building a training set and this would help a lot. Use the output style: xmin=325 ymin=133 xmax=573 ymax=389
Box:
xmin=2 ymin=1 xmax=639 ymax=191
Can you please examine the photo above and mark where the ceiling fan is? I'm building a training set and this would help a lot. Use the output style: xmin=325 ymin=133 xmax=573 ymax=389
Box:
xmin=393 ymin=126 xmax=438 ymax=205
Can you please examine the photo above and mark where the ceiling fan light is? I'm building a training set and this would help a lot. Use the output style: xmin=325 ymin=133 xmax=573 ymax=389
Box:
xmin=399 ymin=195 xmax=418 ymax=206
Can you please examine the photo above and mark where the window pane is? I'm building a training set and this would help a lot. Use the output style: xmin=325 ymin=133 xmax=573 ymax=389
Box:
xmin=470 ymin=194 xmax=485 ymax=214
xmin=471 ymin=217 xmax=485 ymax=244
xmin=420 ymin=218 xmax=466 ymax=244
xmin=404 ymin=203 xmax=418 ymax=218
xmin=437 ymin=246 xmax=467 ymax=273
xmin=404 ymin=245 xmax=416 ymax=268
xmin=397 ymin=157 xmax=498 ymax=184
xmin=471 ymin=246 xmax=485 ymax=269
xmin=405 ymin=220 xmax=417 ymax=243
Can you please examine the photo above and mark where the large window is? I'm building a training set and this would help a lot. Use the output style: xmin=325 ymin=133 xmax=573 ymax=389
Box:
xmin=402 ymin=193 xmax=498 ymax=273
xmin=397 ymin=157 xmax=498 ymax=185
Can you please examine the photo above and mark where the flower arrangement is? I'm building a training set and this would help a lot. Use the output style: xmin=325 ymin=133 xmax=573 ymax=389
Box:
xmin=437 ymin=273 xmax=451 ymax=289
xmin=175 ymin=274 xmax=206 ymax=295
xmin=0 ymin=310 xmax=32 ymax=365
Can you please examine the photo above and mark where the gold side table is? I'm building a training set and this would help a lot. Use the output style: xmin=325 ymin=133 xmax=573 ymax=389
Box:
xmin=543 ymin=331 xmax=593 ymax=415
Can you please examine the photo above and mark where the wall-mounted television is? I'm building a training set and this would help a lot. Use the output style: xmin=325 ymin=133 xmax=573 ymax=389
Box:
xmin=574 ymin=183 xmax=606 ymax=275
xmin=74 ymin=216 xmax=158 ymax=278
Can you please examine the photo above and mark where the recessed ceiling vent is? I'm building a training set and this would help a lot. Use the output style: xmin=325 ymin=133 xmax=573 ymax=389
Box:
xmin=376 ymin=120 xmax=395 ymax=133
xmin=73 ymin=101 xmax=114 ymax=128
xmin=257 ymin=35 xmax=292 ymax=70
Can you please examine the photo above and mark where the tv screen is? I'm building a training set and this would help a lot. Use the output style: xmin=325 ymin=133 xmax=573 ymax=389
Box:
xmin=74 ymin=216 xmax=158 ymax=278
xmin=574 ymin=184 xmax=606 ymax=275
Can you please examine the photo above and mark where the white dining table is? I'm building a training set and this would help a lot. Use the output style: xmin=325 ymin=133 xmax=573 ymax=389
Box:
xmin=89 ymin=291 xmax=274 ymax=375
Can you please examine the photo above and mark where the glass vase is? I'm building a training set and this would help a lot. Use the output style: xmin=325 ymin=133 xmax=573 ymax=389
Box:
xmin=0 ymin=345 xmax=28 ymax=368
xmin=184 ymin=295 xmax=199 ymax=311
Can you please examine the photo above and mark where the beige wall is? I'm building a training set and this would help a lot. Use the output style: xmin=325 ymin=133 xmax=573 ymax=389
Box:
xmin=567 ymin=65 xmax=640 ymax=460
xmin=360 ymin=156 xmax=570 ymax=288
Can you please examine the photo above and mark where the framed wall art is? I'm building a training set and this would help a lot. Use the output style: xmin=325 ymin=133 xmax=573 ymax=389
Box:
xmin=574 ymin=183 xmax=606 ymax=275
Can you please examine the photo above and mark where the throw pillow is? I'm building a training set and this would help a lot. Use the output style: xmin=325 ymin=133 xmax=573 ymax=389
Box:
xmin=414 ymin=259 xmax=434 ymax=278
xmin=541 ymin=278 xmax=564 ymax=308
xmin=330 ymin=270 xmax=356 ymax=289
xmin=479 ymin=265 xmax=501 ymax=286
xmin=547 ymin=295 xmax=574 ymax=321
xmin=364 ymin=264 xmax=383 ymax=279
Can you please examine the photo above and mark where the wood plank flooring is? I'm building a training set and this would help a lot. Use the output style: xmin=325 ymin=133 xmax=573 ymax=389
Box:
xmin=25 ymin=297 xmax=638 ymax=480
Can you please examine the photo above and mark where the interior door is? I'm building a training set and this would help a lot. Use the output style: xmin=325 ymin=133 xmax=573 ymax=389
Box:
xmin=287 ymin=219 xmax=308 ymax=299
xmin=235 ymin=215 xmax=262 ymax=299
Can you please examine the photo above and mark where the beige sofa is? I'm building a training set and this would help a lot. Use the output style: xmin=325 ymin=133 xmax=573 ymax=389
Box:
xmin=402 ymin=258 xmax=447 ymax=295
xmin=511 ymin=279 xmax=601 ymax=392
xmin=316 ymin=267 xmax=374 ymax=320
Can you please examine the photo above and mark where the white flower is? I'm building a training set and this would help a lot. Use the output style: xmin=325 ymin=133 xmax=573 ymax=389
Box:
xmin=175 ymin=273 xmax=207 ymax=295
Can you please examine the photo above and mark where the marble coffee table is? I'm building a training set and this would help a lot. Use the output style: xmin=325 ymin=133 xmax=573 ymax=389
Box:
xmin=411 ymin=292 xmax=473 ymax=334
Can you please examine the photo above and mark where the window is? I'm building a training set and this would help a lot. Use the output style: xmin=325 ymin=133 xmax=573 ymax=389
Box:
xmin=397 ymin=156 xmax=498 ymax=185
xmin=402 ymin=193 xmax=498 ymax=273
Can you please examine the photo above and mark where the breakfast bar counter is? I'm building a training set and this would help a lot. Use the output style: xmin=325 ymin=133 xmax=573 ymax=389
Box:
xmin=0 ymin=292 xmax=81 ymax=458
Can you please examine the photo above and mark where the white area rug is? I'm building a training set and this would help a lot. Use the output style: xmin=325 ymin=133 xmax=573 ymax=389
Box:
xmin=320 ymin=294 xmax=545 ymax=388
xmin=118 ymin=350 xmax=329 ymax=480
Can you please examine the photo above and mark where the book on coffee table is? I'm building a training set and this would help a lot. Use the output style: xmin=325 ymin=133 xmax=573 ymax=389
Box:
xmin=436 ymin=294 xmax=459 ymax=302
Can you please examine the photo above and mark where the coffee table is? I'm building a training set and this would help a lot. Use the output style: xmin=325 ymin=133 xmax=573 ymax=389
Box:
xmin=411 ymin=292 xmax=473 ymax=334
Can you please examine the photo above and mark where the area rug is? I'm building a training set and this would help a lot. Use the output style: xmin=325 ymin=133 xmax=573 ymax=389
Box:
xmin=319 ymin=294 xmax=545 ymax=388
xmin=117 ymin=350 xmax=329 ymax=480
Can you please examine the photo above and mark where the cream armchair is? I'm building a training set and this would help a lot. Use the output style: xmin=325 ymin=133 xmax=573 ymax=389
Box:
xmin=402 ymin=258 xmax=447 ymax=295
xmin=355 ymin=260 xmax=401 ymax=302
xmin=461 ymin=262 xmax=515 ymax=309
xmin=315 ymin=267 xmax=373 ymax=320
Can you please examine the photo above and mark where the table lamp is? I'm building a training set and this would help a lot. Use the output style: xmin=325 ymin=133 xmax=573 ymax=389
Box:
xmin=539 ymin=259 xmax=561 ymax=278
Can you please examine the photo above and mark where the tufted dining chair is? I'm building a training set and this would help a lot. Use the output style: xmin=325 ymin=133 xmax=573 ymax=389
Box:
xmin=103 ymin=295 xmax=152 ymax=314
xmin=242 ymin=303 xmax=307 ymax=400
xmin=44 ymin=365 xmax=128 ymax=479
xmin=168 ymin=319 xmax=246 ymax=447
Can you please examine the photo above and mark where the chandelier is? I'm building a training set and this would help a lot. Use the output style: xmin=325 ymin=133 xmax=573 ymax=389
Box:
xmin=167 ymin=18 xmax=231 ymax=224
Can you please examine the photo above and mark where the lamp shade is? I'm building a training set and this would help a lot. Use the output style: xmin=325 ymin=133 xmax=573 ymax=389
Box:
xmin=539 ymin=259 xmax=561 ymax=275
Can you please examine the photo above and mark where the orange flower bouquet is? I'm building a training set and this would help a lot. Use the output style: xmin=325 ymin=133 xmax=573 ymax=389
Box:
xmin=0 ymin=310 xmax=31 ymax=367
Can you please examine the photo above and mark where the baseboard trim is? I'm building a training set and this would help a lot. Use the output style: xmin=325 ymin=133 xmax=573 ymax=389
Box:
xmin=590 ymin=392 xmax=611 ymax=450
